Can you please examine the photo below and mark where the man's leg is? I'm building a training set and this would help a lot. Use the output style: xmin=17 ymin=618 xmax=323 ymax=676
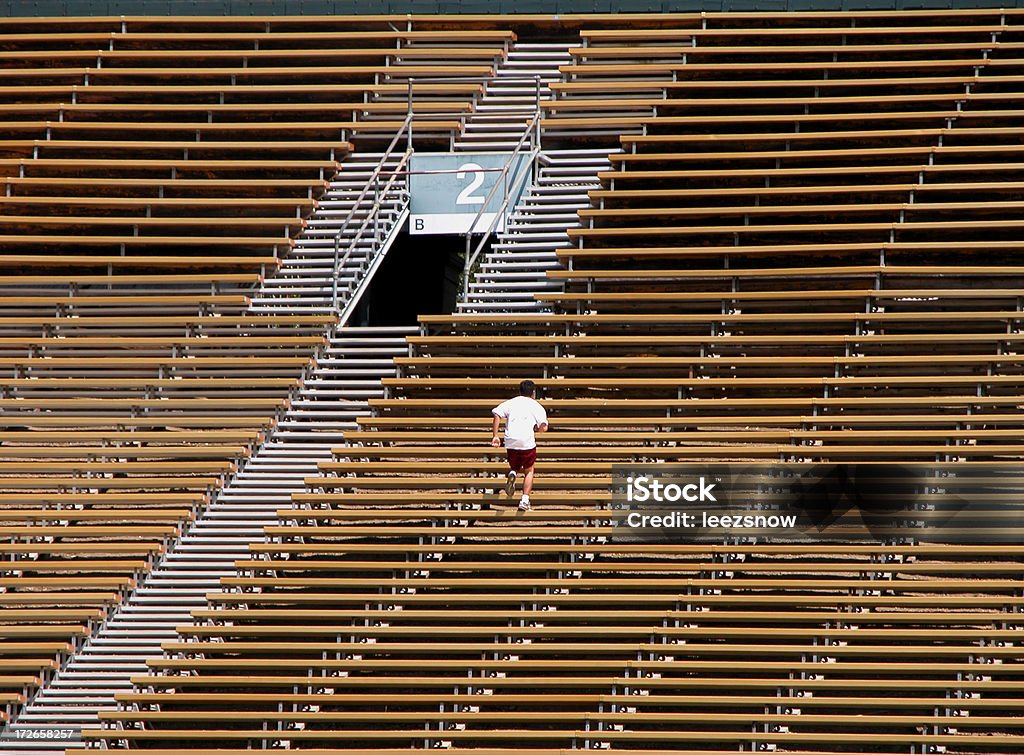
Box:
xmin=518 ymin=463 xmax=536 ymax=511
xmin=505 ymin=451 xmax=519 ymax=496
xmin=522 ymin=464 xmax=535 ymax=497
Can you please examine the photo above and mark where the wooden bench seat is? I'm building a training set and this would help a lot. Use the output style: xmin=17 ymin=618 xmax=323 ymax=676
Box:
xmin=416 ymin=309 xmax=1024 ymax=327
xmin=0 ymin=237 xmax=293 ymax=251
xmin=119 ymin=672 xmax=1024 ymax=695
xmin=0 ymin=356 xmax=308 ymax=368
xmin=557 ymin=262 xmax=1024 ymax=280
xmin=538 ymin=287 xmax=1024 ymax=303
xmin=579 ymin=25 xmax=1009 ymax=41
xmin=0 ymin=254 xmax=281 ymax=268
xmin=0 ymin=397 xmax=285 ymax=409
xmin=0 ymin=492 xmax=205 ymax=504
xmin=331 ymin=426 xmax=1024 ymax=452
xmin=554 ymin=241 xmax=1024 ymax=261
xmin=203 ymin=583 xmax=1024 ymax=611
xmin=57 ymin=744 xmax=1024 ymax=755
xmin=568 ymin=218 xmax=1024 ymax=237
xmin=585 ymin=201 xmax=1024 ymax=222
xmin=0 ymin=524 xmax=178 ymax=537
xmin=348 ymin=408 xmax=1024 ymax=430
xmin=357 ymin=399 xmax=1024 ymax=424
xmin=592 ymin=158 xmax=1024 ymax=182
xmin=0 ymin=273 xmax=263 ymax=287
xmin=0 ymin=377 xmax=298 ymax=390
xmin=8 ymin=29 xmax=515 ymax=43
xmin=0 ymin=642 xmax=73 ymax=655
xmin=0 ymin=314 xmax=333 ymax=326
xmin=245 ymin=541 xmax=1024 ymax=557
xmin=221 ymin=573 xmax=1024 ymax=594
xmin=393 ymin=353 xmax=1024 ymax=370
xmin=0 ymin=431 xmax=259 ymax=445
xmin=543 ymin=92 xmax=985 ymax=112
xmin=0 ymin=447 xmax=248 ymax=460
xmin=0 ymin=510 xmax=191 ymax=522
xmin=319 ymin=441 xmax=1024 ymax=468
xmin=0 ymin=294 xmax=249 ymax=308
xmin=559 ymin=58 xmax=990 ymax=74
xmin=0 ymin=607 xmax=105 ymax=620
xmin=0 ymin=593 xmax=120 ymax=608
xmin=0 ymin=214 xmax=302 ymax=230
xmin=0 ymin=81 xmax=487 ymax=96
xmin=0 ymin=459 xmax=232 ymax=473
xmin=106 ymin=687 xmax=1024 ymax=709
xmin=3 ymin=561 xmax=148 ymax=575
xmin=406 ymin=332 xmax=1024 ymax=349
xmin=380 ymin=371 xmax=1024 ymax=389
xmin=606 ymin=145 xmax=1024 ymax=165
xmin=3 ymin=177 xmax=328 ymax=195
xmin=89 ymin=709 xmax=1024 ymax=730
xmin=143 ymin=653 xmax=1024 ymax=672
xmin=0 ymin=335 xmax=321 ymax=348
xmin=552 ymin=74 xmax=992 ymax=93
xmin=0 ymin=545 xmax=162 ymax=561
xmin=304 ymin=475 xmax=611 ymax=490
xmin=0 ymin=195 xmax=316 ymax=210
xmin=0 ymin=476 xmax=221 ymax=489
xmin=0 ymin=157 xmax=340 ymax=173
xmin=224 ymin=557 xmax=1024 ymax=581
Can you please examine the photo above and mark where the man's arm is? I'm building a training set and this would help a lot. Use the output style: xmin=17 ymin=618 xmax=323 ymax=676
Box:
xmin=491 ymin=412 xmax=502 ymax=447
xmin=535 ymin=406 xmax=549 ymax=434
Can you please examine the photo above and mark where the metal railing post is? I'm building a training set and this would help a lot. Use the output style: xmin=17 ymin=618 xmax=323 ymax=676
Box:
xmin=331 ymin=235 xmax=340 ymax=310
xmin=534 ymin=75 xmax=542 ymax=148
xmin=406 ymin=78 xmax=413 ymax=153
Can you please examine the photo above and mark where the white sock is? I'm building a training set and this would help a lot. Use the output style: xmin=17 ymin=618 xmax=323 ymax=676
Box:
xmin=520 ymin=494 xmax=530 ymax=503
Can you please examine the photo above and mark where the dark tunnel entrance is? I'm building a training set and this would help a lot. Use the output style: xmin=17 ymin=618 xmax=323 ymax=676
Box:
xmin=349 ymin=231 xmax=482 ymax=327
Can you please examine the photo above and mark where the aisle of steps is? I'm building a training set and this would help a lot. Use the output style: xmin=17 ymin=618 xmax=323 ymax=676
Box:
xmin=0 ymin=319 xmax=411 ymax=750
xmin=460 ymin=148 xmax=613 ymax=313
xmin=454 ymin=42 xmax=569 ymax=152
xmin=249 ymin=152 xmax=408 ymax=315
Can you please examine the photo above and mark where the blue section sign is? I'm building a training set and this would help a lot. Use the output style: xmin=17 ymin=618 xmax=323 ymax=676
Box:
xmin=408 ymin=152 xmax=532 ymax=235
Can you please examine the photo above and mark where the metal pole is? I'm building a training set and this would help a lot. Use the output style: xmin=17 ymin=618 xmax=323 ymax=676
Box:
xmin=463 ymin=231 xmax=471 ymax=301
xmin=374 ymin=173 xmax=380 ymax=255
xmin=332 ymin=235 xmax=340 ymax=312
xmin=535 ymin=75 xmax=541 ymax=147
xmin=407 ymin=79 xmax=413 ymax=152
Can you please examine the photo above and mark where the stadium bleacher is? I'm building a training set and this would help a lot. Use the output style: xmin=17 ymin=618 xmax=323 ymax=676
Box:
xmin=0 ymin=6 xmax=1022 ymax=754
xmin=0 ymin=13 xmax=501 ymax=731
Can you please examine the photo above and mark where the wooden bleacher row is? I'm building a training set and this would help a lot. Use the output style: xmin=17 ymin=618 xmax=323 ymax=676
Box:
xmin=73 ymin=10 xmax=1024 ymax=755
xmin=0 ymin=12 xmax=555 ymax=732
xmin=0 ymin=22 xmax=501 ymax=257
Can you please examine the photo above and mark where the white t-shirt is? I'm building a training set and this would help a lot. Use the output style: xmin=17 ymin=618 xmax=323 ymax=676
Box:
xmin=492 ymin=395 xmax=548 ymax=450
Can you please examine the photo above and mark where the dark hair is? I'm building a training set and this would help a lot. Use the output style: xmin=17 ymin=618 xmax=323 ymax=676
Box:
xmin=519 ymin=379 xmax=536 ymax=397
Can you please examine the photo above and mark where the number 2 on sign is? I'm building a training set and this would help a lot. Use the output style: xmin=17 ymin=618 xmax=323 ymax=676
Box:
xmin=456 ymin=163 xmax=486 ymax=205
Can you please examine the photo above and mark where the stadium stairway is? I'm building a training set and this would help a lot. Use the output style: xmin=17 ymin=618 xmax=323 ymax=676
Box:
xmin=454 ymin=42 xmax=569 ymax=152
xmin=249 ymin=152 xmax=410 ymax=316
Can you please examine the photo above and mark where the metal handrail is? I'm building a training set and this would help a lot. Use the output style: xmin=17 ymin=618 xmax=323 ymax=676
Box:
xmin=460 ymin=107 xmax=543 ymax=299
xmin=331 ymin=112 xmax=414 ymax=312
xmin=331 ymin=147 xmax=413 ymax=313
